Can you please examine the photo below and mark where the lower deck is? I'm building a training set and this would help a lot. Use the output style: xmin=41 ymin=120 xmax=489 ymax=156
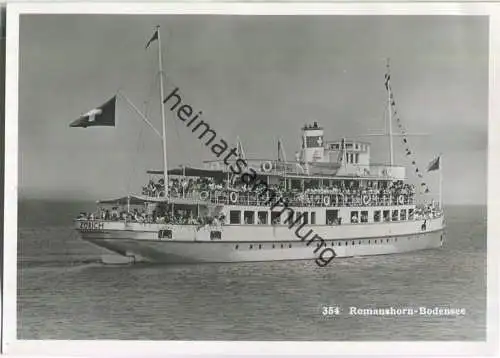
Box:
xmin=83 ymin=228 xmax=445 ymax=265
xmin=76 ymin=216 xmax=445 ymax=265
xmin=77 ymin=215 xmax=444 ymax=242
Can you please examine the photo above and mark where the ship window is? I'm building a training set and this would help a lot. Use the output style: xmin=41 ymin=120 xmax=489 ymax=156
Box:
xmin=374 ymin=210 xmax=381 ymax=222
xmin=345 ymin=242 xmax=348 ymax=246
xmin=375 ymin=240 xmax=378 ymax=244
xmin=289 ymin=244 xmax=292 ymax=248
xmin=355 ymin=153 xmax=359 ymax=163
xmin=272 ymin=244 xmax=275 ymax=248
xmin=368 ymin=240 xmax=371 ymax=244
xmin=259 ymin=244 xmax=262 ymax=249
xmin=271 ymin=211 xmax=281 ymax=224
xmin=310 ymin=212 xmax=316 ymax=224
xmin=359 ymin=240 xmax=362 ymax=244
xmin=295 ymin=211 xmax=301 ymax=222
xmin=230 ymin=210 xmax=241 ymax=224
xmin=352 ymin=241 xmax=355 ymax=245
xmin=326 ymin=210 xmax=339 ymax=225
xmin=258 ymin=211 xmax=268 ymax=224
xmin=387 ymin=238 xmax=390 ymax=243
xmin=158 ymin=230 xmax=172 ymax=239
xmin=350 ymin=211 xmax=359 ymax=223
xmin=281 ymin=244 xmax=284 ymax=248
xmin=235 ymin=245 xmax=239 ymax=250
xmin=210 ymin=231 xmax=222 ymax=240
xmin=303 ymin=212 xmax=309 ymax=224
xmin=244 ymin=211 xmax=255 ymax=224
xmin=360 ymin=211 xmax=368 ymax=223
xmin=249 ymin=244 xmax=253 ymax=249
xmin=409 ymin=209 xmax=415 ymax=220
xmin=383 ymin=210 xmax=390 ymax=222
xmin=392 ymin=210 xmax=399 ymax=221
xmin=400 ymin=209 xmax=407 ymax=221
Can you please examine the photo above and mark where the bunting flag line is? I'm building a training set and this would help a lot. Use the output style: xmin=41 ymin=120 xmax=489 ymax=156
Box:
xmin=388 ymin=90 xmax=432 ymax=194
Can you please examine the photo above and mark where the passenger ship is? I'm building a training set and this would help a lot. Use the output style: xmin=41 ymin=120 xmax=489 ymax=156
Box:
xmin=74 ymin=28 xmax=445 ymax=265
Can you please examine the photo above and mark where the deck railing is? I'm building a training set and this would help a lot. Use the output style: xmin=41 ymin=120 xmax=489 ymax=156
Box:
xmin=75 ymin=210 xmax=443 ymax=226
xmin=162 ymin=189 xmax=417 ymax=207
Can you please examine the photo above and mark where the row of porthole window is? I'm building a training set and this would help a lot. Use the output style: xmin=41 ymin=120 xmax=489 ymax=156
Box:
xmin=234 ymin=237 xmax=413 ymax=250
xmin=328 ymin=237 xmax=399 ymax=246
xmin=235 ymin=243 xmax=294 ymax=250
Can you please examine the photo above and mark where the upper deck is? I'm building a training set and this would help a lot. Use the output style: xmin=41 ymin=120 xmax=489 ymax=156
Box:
xmin=200 ymin=120 xmax=406 ymax=181
xmin=203 ymin=159 xmax=406 ymax=181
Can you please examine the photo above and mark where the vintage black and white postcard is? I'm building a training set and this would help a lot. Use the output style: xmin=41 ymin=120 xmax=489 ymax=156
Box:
xmin=2 ymin=2 xmax=498 ymax=357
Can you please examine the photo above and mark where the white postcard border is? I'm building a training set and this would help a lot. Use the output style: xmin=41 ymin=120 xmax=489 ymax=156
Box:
xmin=3 ymin=2 xmax=499 ymax=356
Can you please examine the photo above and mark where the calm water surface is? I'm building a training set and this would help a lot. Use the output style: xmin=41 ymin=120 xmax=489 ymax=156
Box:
xmin=17 ymin=201 xmax=486 ymax=340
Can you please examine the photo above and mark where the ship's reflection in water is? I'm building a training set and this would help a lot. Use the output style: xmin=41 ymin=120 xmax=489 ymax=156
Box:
xmin=17 ymin=202 xmax=485 ymax=341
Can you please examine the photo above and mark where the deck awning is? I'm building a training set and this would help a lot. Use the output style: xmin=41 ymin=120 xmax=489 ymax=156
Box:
xmin=97 ymin=194 xmax=168 ymax=205
xmin=147 ymin=167 xmax=226 ymax=179
xmin=97 ymin=194 xmax=221 ymax=207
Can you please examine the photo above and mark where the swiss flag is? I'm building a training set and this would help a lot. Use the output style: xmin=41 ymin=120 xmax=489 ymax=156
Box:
xmin=70 ymin=96 xmax=116 ymax=128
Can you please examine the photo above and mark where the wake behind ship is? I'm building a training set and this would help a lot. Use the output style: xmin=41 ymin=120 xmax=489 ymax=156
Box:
xmin=72 ymin=27 xmax=445 ymax=265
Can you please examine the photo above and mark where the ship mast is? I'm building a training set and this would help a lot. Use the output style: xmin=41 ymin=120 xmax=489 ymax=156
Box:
xmin=157 ymin=25 xmax=169 ymax=198
xmin=386 ymin=59 xmax=394 ymax=166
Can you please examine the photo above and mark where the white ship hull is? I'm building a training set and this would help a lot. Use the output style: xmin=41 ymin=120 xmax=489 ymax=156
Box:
xmin=76 ymin=217 xmax=445 ymax=264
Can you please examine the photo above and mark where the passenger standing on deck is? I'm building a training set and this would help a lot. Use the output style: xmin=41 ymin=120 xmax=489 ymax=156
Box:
xmin=111 ymin=207 xmax=118 ymax=220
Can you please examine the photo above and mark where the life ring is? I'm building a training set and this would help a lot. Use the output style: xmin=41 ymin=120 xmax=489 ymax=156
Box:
xmin=323 ymin=195 xmax=331 ymax=206
xmin=261 ymin=161 xmax=273 ymax=172
xmin=199 ymin=191 xmax=209 ymax=201
xmin=230 ymin=191 xmax=239 ymax=204
xmin=362 ymin=195 xmax=371 ymax=206
xmin=398 ymin=195 xmax=405 ymax=205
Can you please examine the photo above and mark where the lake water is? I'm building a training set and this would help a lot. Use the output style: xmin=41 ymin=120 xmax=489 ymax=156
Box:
xmin=17 ymin=201 xmax=487 ymax=340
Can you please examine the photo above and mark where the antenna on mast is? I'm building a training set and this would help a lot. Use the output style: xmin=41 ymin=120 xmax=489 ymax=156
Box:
xmin=277 ymin=137 xmax=287 ymax=162
xmin=236 ymin=136 xmax=246 ymax=160
xmin=156 ymin=25 xmax=169 ymax=198
xmin=385 ymin=58 xmax=394 ymax=166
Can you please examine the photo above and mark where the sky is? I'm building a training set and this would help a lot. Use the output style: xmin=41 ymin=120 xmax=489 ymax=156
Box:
xmin=18 ymin=15 xmax=488 ymax=204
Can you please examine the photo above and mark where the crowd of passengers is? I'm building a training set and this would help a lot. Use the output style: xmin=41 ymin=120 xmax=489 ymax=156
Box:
xmin=142 ymin=177 xmax=224 ymax=197
xmin=77 ymin=207 xmax=227 ymax=226
xmin=77 ymin=203 xmax=441 ymax=225
xmin=142 ymin=177 xmax=416 ymax=204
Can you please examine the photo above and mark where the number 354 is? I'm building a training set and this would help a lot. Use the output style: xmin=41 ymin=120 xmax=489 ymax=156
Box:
xmin=322 ymin=306 xmax=340 ymax=316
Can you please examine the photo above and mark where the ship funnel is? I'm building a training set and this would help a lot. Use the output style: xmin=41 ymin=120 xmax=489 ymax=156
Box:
xmin=302 ymin=122 xmax=325 ymax=163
